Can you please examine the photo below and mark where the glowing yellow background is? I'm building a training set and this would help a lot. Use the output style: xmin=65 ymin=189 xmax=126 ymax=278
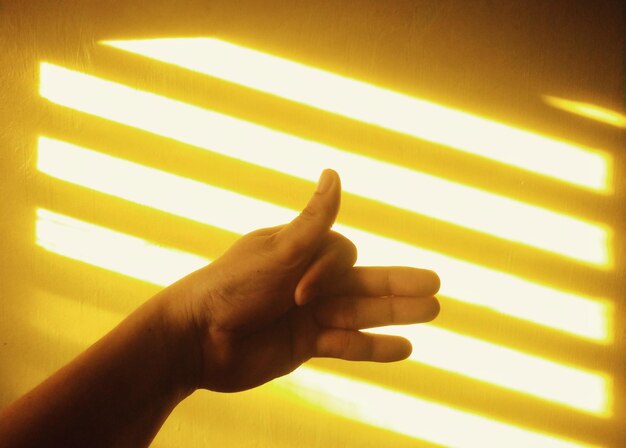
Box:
xmin=1 ymin=1 xmax=624 ymax=447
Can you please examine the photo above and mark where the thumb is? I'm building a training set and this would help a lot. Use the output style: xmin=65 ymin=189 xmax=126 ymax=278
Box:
xmin=276 ymin=169 xmax=341 ymax=258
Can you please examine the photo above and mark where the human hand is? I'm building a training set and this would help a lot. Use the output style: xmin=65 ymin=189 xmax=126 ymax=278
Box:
xmin=0 ymin=170 xmax=439 ymax=448
xmin=167 ymin=170 xmax=440 ymax=393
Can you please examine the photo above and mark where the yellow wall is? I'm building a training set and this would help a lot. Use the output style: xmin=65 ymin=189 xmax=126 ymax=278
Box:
xmin=1 ymin=1 xmax=625 ymax=447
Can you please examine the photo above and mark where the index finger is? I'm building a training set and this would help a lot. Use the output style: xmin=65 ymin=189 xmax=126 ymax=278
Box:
xmin=329 ymin=266 xmax=440 ymax=298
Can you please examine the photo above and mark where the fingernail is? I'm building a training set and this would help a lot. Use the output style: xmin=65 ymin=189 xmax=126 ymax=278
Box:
xmin=316 ymin=169 xmax=333 ymax=194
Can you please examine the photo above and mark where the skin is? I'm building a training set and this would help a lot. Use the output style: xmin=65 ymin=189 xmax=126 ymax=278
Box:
xmin=0 ymin=169 xmax=440 ymax=447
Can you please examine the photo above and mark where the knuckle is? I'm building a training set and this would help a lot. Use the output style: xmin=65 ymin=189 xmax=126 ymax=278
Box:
xmin=339 ymin=331 xmax=354 ymax=354
xmin=262 ymin=232 xmax=279 ymax=252
xmin=299 ymin=204 xmax=318 ymax=221
xmin=280 ymin=239 xmax=307 ymax=261
xmin=386 ymin=298 xmax=397 ymax=323
xmin=366 ymin=338 xmax=375 ymax=360
xmin=335 ymin=233 xmax=358 ymax=267
xmin=311 ymin=301 xmax=327 ymax=327
xmin=342 ymin=299 xmax=358 ymax=329
xmin=248 ymin=227 xmax=269 ymax=237
xmin=385 ymin=269 xmax=392 ymax=295
xmin=260 ymin=231 xmax=304 ymax=266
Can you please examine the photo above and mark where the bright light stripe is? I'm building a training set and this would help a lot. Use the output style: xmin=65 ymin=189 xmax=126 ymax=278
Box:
xmin=104 ymin=38 xmax=611 ymax=192
xmin=275 ymin=367 xmax=595 ymax=448
xmin=35 ymin=208 xmax=609 ymax=417
xmin=37 ymin=136 xmax=295 ymax=234
xmin=544 ymin=95 xmax=626 ymax=129
xmin=36 ymin=208 xmax=209 ymax=286
xmin=38 ymin=63 xmax=611 ymax=266
xmin=371 ymin=325 xmax=609 ymax=414
xmin=37 ymin=136 xmax=611 ymax=343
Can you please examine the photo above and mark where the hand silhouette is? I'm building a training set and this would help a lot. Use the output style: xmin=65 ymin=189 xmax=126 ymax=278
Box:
xmin=171 ymin=169 xmax=441 ymax=392
xmin=0 ymin=169 xmax=440 ymax=448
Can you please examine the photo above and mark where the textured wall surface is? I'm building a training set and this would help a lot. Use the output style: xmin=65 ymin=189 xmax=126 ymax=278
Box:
xmin=1 ymin=1 xmax=625 ymax=447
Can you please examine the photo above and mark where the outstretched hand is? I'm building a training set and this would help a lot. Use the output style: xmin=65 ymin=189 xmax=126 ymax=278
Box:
xmin=172 ymin=170 xmax=441 ymax=392
xmin=0 ymin=169 xmax=440 ymax=448
xmin=169 ymin=169 xmax=440 ymax=392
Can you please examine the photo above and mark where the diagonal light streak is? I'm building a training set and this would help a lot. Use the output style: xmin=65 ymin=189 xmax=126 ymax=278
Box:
xmin=39 ymin=63 xmax=611 ymax=266
xmin=543 ymin=96 xmax=626 ymax=129
xmin=36 ymin=208 xmax=208 ymax=286
xmin=35 ymin=208 xmax=610 ymax=416
xmin=104 ymin=38 xmax=611 ymax=192
xmin=36 ymin=136 xmax=612 ymax=343
xmin=372 ymin=324 xmax=609 ymax=414
xmin=276 ymin=367 xmax=598 ymax=448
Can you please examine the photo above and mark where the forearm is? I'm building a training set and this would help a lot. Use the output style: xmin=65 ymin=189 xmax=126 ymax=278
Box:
xmin=0 ymin=170 xmax=439 ymax=446
xmin=0 ymin=287 xmax=200 ymax=447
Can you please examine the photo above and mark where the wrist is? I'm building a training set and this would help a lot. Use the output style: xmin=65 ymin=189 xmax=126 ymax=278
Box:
xmin=150 ymin=283 xmax=206 ymax=397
